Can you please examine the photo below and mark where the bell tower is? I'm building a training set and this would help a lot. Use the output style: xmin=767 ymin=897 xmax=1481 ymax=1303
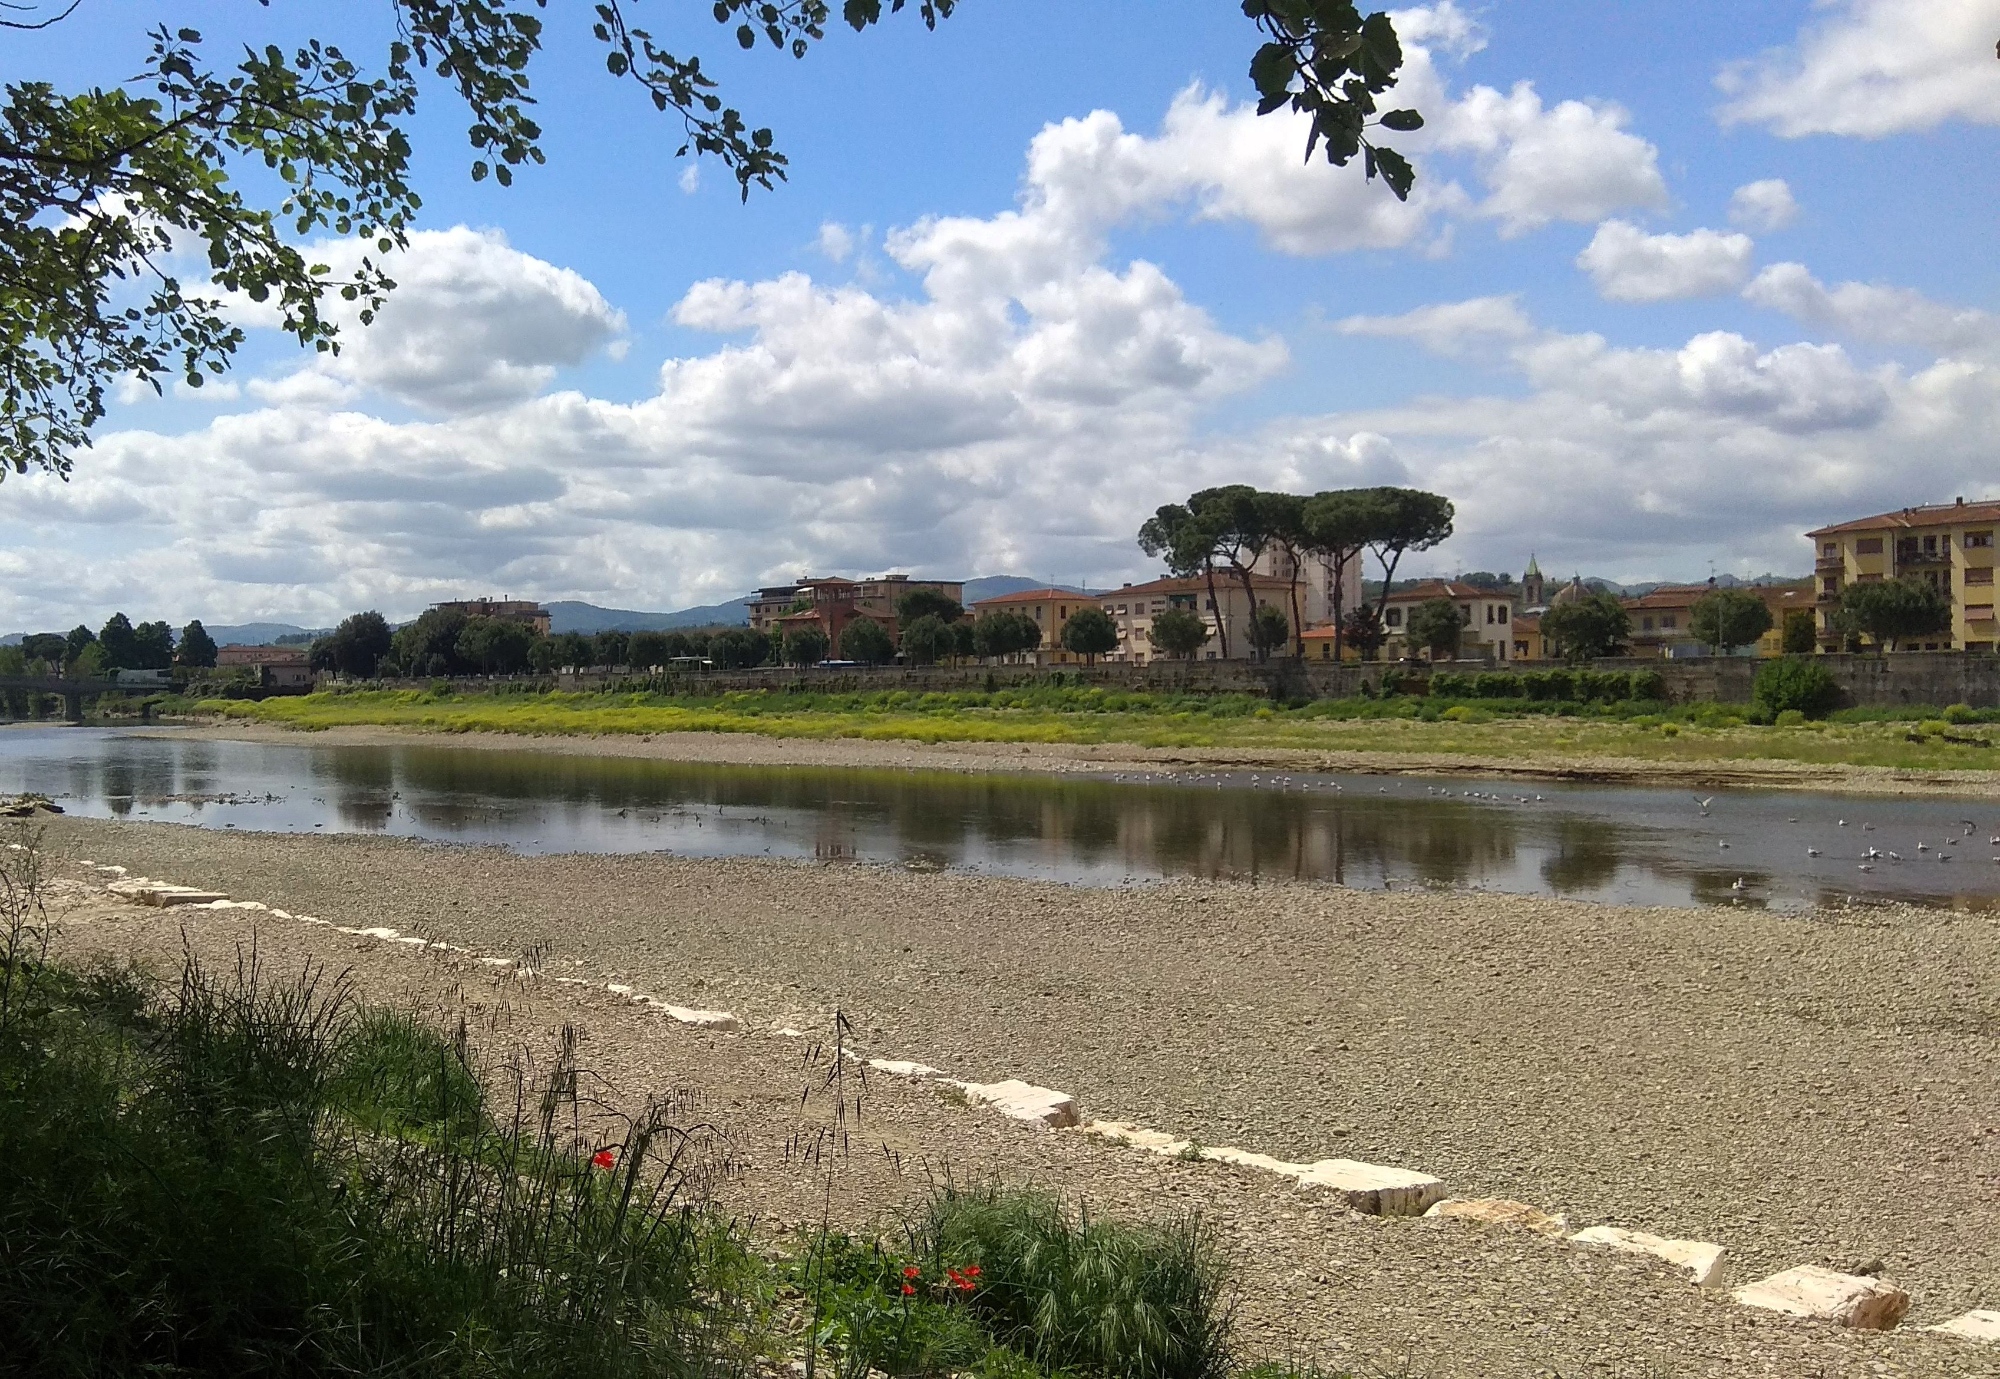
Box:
xmin=1522 ymin=554 xmax=1545 ymax=608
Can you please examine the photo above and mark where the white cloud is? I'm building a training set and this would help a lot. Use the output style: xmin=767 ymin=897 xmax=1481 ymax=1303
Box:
xmin=1307 ymin=296 xmax=2000 ymax=577
xmin=260 ymin=227 xmax=627 ymax=414
xmin=1575 ymin=220 xmax=1756 ymax=302
xmin=1743 ymin=262 xmax=2000 ymax=357
xmin=678 ymin=162 xmax=701 ymax=194
xmin=1717 ymin=0 xmax=2000 ymax=137
xmin=1728 ymin=178 xmax=1800 ymax=231
xmin=1337 ymin=295 xmax=1535 ymax=355
xmin=815 ymin=222 xmax=856 ymax=263
xmin=1434 ymin=84 xmax=1668 ymax=235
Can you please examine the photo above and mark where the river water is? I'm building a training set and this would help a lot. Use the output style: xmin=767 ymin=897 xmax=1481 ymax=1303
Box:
xmin=4 ymin=726 xmax=1997 ymax=911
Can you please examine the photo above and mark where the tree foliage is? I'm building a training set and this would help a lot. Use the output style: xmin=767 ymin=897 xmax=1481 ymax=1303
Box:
xmin=1341 ymin=604 xmax=1386 ymax=660
xmin=455 ymin=616 xmax=534 ymax=673
xmin=1836 ymin=577 xmax=1951 ymax=652
xmin=1405 ymin=596 xmax=1464 ymax=661
xmin=895 ymin=588 xmax=962 ymax=625
xmin=1246 ymin=603 xmax=1291 ymax=660
xmin=1538 ymin=592 xmax=1630 ymax=663
xmin=388 ymin=606 xmax=469 ymax=676
xmin=898 ymin=613 xmax=954 ymax=665
xmin=1753 ymin=657 xmax=1842 ymax=720
xmin=1688 ymin=587 xmax=1772 ymax=654
xmin=320 ymin=610 xmax=393 ymax=678
xmin=1781 ymin=608 xmax=1817 ymax=656
xmin=6 ymin=1 xmax=1413 ymax=480
xmin=971 ymin=610 xmax=1040 ymax=660
xmin=1058 ymin=607 xmax=1118 ymax=665
xmin=707 ymin=627 xmax=770 ymax=669
xmin=780 ymin=625 xmax=828 ymax=666
xmin=175 ymin=619 xmax=218 ymax=669
xmin=1148 ymin=607 xmax=1210 ymax=660
xmin=838 ymin=616 xmax=894 ymax=665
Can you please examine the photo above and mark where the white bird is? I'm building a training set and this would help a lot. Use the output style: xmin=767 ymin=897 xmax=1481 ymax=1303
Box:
xmin=1858 ymin=864 xmax=1875 ymax=873
xmin=1718 ymin=840 xmax=1730 ymax=849
xmin=1888 ymin=851 xmax=1903 ymax=862
xmin=1730 ymin=877 xmax=1746 ymax=891
xmin=1917 ymin=842 xmax=1931 ymax=852
xmin=1694 ymin=795 xmax=1714 ymax=814
xmin=1807 ymin=848 xmax=1822 ymax=857
xmin=1787 ymin=817 xmax=1799 ymax=823
xmin=1866 ymin=847 xmax=1881 ymax=859
xmin=1838 ymin=819 xmax=1848 ymax=827
xmin=1863 ymin=823 xmax=1876 ymax=831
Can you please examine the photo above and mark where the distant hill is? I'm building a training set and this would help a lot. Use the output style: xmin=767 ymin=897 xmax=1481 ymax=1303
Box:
xmin=206 ymin=621 xmax=328 ymax=646
xmin=547 ymin=599 xmax=750 ymax=634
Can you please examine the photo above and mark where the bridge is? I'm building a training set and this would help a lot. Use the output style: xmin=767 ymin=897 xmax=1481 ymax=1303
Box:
xmin=0 ymin=675 xmax=144 ymax=724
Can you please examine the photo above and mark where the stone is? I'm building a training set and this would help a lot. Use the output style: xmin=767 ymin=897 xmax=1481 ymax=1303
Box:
xmin=868 ymin=1059 xmax=944 ymax=1080
xmin=107 ymin=879 xmax=229 ymax=907
xmin=1731 ymin=1266 xmax=1910 ymax=1329
xmin=959 ymin=1079 xmax=1080 ymax=1128
xmin=1570 ymin=1226 xmax=1727 ymax=1288
xmin=1293 ymin=1158 xmax=1447 ymax=1216
xmin=1200 ymin=1145 xmax=1304 ymax=1176
xmin=1082 ymin=1120 xmax=1195 ymax=1157
xmin=1426 ymin=1198 xmax=1569 ymax=1237
xmin=651 ymin=1003 xmax=743 ymax=1032
xmin=1929 ymin=1310 xmax=2000 ymax=1343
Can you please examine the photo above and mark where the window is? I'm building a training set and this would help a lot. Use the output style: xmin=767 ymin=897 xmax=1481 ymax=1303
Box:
xmin=1968 ymin=531 xmax=1994 ymax=549
xmin=1459 ymin=604 xmax=1472 ymax=623
xmin=1498 ymin=606 xmax=1509 ymax=624
xmin=1033 ymin=607 xmax=1043 ymax=619
xmin=1924 ymin=534 xmax=1939 ymax=554
xmin=1856 ymin=538 xmax=1882 ymax=555
xmin=1661 ymin=615 xmax=1677 ymax=630
xmin=1486 ymin=605 xmax=1495 ymax=624
xmin=1642 ymin=616 xmax=1655 ymax=631
xmin=1822 ymin=542 xmax=1837 ymax=557
xmin=1823 ymin=577 xmax=1840 ymax=595
xmin=1385 ymin=608 xmax=1403 ymax=627
xmin=1967 ymin=568 xmax=1995 ymax=586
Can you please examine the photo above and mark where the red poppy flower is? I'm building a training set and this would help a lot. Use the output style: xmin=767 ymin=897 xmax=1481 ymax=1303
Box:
xmin=903 ymin=1265 xmax=921 ymax=1279
xmin=900 ymin=1283 xmax=916 ymax=1296
xmin=591 ymin=1149 xmax=616 ymax=1170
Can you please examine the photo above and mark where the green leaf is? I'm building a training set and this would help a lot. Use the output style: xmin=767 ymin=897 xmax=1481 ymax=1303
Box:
xmin=1370 ymin=144 xmax=1415 ymax=200
xmin=736 ymin=23 xmax=756 ymax=48
xmin=1379 ymin=108 xmax=1423 ymax=131
xmin=1248 ymin=41 xmax=1297 ymax=100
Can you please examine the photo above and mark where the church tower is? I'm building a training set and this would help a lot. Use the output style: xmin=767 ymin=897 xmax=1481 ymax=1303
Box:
xmin=1522 ymin=555 xmax=1545 ymax=608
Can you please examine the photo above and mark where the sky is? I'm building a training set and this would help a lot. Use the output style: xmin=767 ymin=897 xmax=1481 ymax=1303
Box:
xmin=7 ymin=0 xmax=2000 ymax=630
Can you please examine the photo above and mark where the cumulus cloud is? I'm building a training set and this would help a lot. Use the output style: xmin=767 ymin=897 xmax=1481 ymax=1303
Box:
xmin=1433 ymin=85 xmax=1667 ymax=235
xmin=260 ymin=227 xmax=628 ymax=414
xmin=1314 ymin=295 xmax=2000 ymax=577
xmin=1337 ymin=295 xmax=1535 ymax=355
xmin=1728 ymin=178 xmax=1800 ymax=231
xmin=1717 ymin=0 xmax=2000 ymax=137
xmin=1575 ymin=220 xmax=1756 ymax=302
xmin=1743 ymin=262 xmax=2000 ymax=357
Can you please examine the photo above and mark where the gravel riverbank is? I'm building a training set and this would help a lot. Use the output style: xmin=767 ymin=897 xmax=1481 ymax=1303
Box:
xmin=32 ymin=812 xmax=2000 ymax=1377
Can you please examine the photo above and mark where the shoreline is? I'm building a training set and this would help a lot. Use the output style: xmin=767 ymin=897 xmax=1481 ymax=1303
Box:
xmin=95 ymin=716 xmax=2000 ymax=798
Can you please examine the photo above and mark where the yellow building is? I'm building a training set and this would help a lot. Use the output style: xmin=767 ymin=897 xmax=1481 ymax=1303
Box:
xmin=1806 ymin=499 xmax=1999 ymax=652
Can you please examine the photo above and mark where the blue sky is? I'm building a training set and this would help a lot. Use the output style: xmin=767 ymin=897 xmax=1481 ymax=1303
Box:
xmin=7 ymin=0 xmax=2000 ymax=628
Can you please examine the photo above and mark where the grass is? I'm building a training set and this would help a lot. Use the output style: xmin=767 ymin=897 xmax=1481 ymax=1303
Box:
xmin=196 ymin=684 xmax=2000 ymax=775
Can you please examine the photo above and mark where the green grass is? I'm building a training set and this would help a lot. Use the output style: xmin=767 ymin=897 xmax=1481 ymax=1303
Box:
xmin=198 ymin=684 xmax=2000 ymax=774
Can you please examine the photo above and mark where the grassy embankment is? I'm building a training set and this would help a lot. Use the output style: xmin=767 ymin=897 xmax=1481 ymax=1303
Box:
xmin=0 ymin=833 xmax=1302 ymax=1379
xmin=194 ymin=684 xmax=2000 ymax=774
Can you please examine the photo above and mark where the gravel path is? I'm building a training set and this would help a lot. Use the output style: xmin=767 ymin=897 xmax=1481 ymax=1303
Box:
xmin=32 ymin=813 xmax=2000 ymax=1377
xmin=144 ymin=719 xmax=2000 ymax=798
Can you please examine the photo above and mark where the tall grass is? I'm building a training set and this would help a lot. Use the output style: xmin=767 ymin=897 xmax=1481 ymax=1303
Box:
xmin=0 ymin=833 xmax=763 ymax=1378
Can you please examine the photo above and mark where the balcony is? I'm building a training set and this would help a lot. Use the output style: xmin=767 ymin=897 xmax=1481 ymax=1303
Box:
xmin=1895 ymin=549 xmax=1950 ymax=568
xmin=1815 ymin=556 xmax=1845 ymax=572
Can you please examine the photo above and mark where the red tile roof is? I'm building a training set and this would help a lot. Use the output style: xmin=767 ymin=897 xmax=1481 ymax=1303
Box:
xmin=1808 ymin=500 xmax=2000 ymax=537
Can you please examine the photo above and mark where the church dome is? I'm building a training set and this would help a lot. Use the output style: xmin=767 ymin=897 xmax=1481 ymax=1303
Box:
xmin=1548 ymin=576 xmax=1591 ymax=607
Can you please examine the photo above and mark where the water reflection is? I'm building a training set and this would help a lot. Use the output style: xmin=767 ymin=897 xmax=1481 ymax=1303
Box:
xmin=4 ymin=726 xmax=1999 ymax=913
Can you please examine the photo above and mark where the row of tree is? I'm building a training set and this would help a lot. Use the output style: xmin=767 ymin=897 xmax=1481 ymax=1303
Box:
xmin=9 ymin=616 xmax=218 ymax=676
xmin=1139 ymin=484 xmax=1455 ymax=661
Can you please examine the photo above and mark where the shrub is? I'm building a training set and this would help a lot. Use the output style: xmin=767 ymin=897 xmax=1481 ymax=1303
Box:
xmin=1775 ymin=709 xmax=1806 ymax=728
xmin=1471 ymin=671 xmax=1516 ymax=699
xmin=1942 ymin=702 xmax=1978 ymax=724
xmin=1429 ymin=672 xmax=1469 ymax=698
xmin=916 ymin=1184 xmax=1232 ymax=1379
xmin=1752 ymin=657 xmax=1841 ymax=720
xmin=1438 ymin=705 xmax=1491 ymax=723
xmin=1918 ymin=719 xmax=1951 ymax=738
xmin=1628 ymin=669 xmax=1667 ymax=702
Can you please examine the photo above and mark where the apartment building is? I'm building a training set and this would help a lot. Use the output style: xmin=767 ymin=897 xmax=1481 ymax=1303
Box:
xmin=431 ymin=598 xmax=551 ymax=635
xmin=1806 ymin=499 xmax=2000 ymax=652
xmin=1376 ymin=579 xmax=1520 ymax=661
xmin=748 ymin=573 xmax=965 ymax=647
xmin=968 ymin=587 xmax=1102 ymax=665
xmin=1097 ymin=574 xmax=1297 ymax=664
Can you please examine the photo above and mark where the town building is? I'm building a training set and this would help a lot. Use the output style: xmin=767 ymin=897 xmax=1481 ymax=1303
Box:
xmin=1248 ymin=545 xmax=1366 ymax=630
xmin=972 ymin=575 xmax=1299 ymax=665
xmin=968 ymin=587 xmax=1101 ymax=665
xmin=1807 ymin=499 xmax=1999 ymax=652
xmin=1622 ymin=580 xmax=1818 ymax=658
xmin=215 ymin=644 xmax=315 ymax=689
xmin=752 ymin=573 xmax=966 ymax=651
xmin=1376 ymin=579 xmax=1520 ymax=661
xmin=430 ymin=598 xmax=552 ymax=635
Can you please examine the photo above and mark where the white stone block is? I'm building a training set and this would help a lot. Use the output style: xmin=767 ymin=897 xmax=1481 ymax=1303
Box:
xmin=1294 ymin=1158 xmax=1447 ymax=1216
xmin=1929 ymin=1310 xmax=2000 ymax=1343
xmin=869 ymin=1059 xmax=944 ymax=1080
xmin=1731 ymin=1266 xmax=1909 ymax=1329
xmin=654 ymin=1003 xmax=743 ymax=1032
xmin=1570 ymin=1226 xmax=1727 ymax=1287
xmin=1082 ymin=1120 xmax=1194 ymax=1156
xmin=1200 ymin=1144 xmax=1302 ymax=1176
xmin=108 ymin=880 xmax=229 ymax=907
xmin=960 ymin=1079 xmax=1080 ymax=1128
xmin=1426 ymin=1198 xmax=1569 ymax=1237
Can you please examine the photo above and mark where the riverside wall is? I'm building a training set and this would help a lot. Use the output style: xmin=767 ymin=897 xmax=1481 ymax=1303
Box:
xmin=495 ymin=652 xmax=2000 ymax=709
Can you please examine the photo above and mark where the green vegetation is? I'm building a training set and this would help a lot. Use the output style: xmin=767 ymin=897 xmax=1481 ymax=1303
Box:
xmin=1539 ymin=592 xmax=1630 ymax=662
xmin=1688 ymin=588 xmax=1772 ymax=655
xmin=201 ymin=680 xmax=2000 ymax=774
xmin=1836 ymin=576 xmax=1952 ymax=652
xmin=1752 ymin=657 xmax=1842 ymax=721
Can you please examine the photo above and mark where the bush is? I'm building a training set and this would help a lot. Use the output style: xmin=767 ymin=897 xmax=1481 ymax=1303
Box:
xmin=1438 ymin=704 xmax=1491 ymax=723
xmin=917 ymin=1184 xmax=1232 ymax=1379
xmin=1471 ymin=671 xmax=1517 ymax=699
xmin=1428 ymin=672 xmax=1469 ymax=698
xmin=1751 ymin=657 xmax=1841 ymax=720
xmin=1775 ymin=709 xmax=1806 ymax=727
xmin=1943 ymin=702 xmax=1978 ymax=724
xmin=1628 ymin=669 xmax=1667 ymax=702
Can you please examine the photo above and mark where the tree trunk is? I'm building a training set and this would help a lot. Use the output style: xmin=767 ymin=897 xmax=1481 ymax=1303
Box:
xmin=1203 ymin=560 xmax=1229 ymax=660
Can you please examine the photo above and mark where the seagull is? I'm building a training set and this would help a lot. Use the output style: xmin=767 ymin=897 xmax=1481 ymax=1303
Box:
xmin=1730 ymin=877 xmax=1746 ymax=891
xmin=1865 ymin=847 xmax=1881 ymax=859
xmin=1858 ymin=864 xmax=1875 ymax=873
xmin=1838 ymin=819 xmax=1848 ymax=827
xmin=1718 ymin=840 xmax=1731 ymax=849
xmin=1863 ymin=823 xmax=1876 ymax=831
xmin=1887 ymin=851 xmax=1903 ymax=862
xmin=1917 ymin=842 xmax=1931 ymax=852
xmin=1807 ymin=848 xmax=1822 ymax=857
xmin=1694 ymin=795 xmax=1714 ymax=814
xmin=1787 ymin=817 xmax=1799 ymax=824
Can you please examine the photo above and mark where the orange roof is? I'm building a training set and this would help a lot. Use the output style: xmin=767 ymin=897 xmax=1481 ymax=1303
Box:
xmin=1808 ymin=499 xmax=2000 ymax=537
xmin=1384 ymin=579 xmax=1510 ymax=603
xmin=1111 ymin=573 xmax=1294 ymax=598
xmin=970 ymin=587 xmax=1086 ymax=608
